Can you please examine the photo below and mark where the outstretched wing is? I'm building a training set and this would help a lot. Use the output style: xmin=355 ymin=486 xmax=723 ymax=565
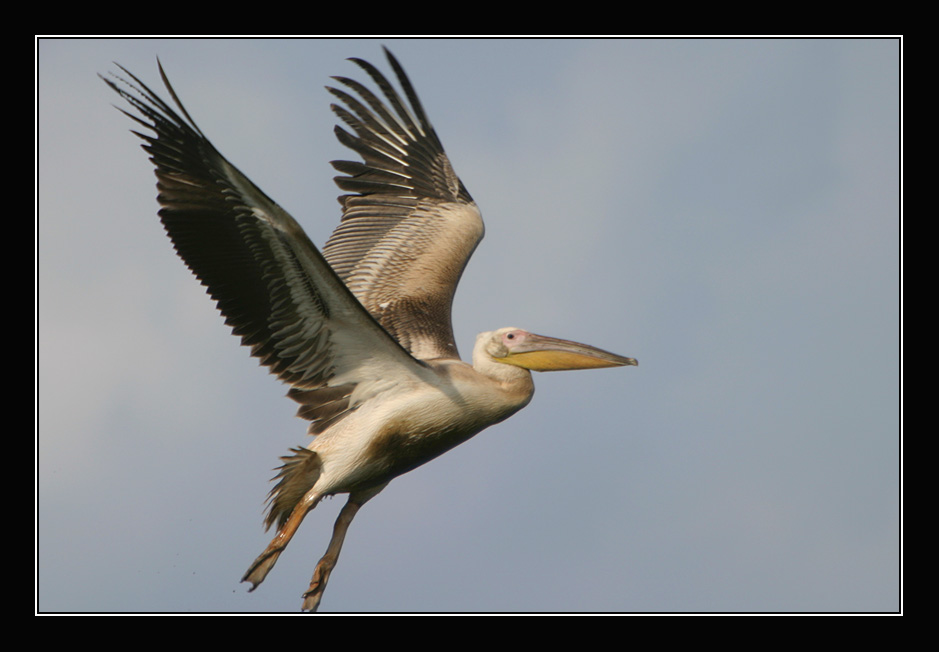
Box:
xmin=323 ymin=48 xmax=484 ymax=361
xmin=102 ymin=60 xmax=427 ymax=435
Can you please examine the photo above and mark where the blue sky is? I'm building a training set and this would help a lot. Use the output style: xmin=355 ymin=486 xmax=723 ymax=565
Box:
xmin=37 ymin=37 xmax=900 ymax=613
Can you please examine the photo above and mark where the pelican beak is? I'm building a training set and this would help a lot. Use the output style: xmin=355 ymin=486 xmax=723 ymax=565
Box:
xmin=500 ymin=332 xmax=638 ymax=372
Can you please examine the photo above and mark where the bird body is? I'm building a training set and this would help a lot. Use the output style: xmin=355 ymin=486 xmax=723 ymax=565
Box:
xmin=297 ymin=344 xmax=534 ymax=502
xmin=103 ymin=49 xmax=636 ymax=611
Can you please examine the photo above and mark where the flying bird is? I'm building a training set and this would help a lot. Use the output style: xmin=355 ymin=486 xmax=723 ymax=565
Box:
xmin=103 ymin=48 xmax=637 ymax=612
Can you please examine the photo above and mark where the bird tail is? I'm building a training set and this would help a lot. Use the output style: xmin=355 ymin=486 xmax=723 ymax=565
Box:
xmin=265 ymin=447 xmax=322 ymax=531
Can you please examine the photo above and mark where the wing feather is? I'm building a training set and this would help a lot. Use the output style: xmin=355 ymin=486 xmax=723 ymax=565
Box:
xmin=323 ymin=48 xmax=484 ymax=361
xmin=102 ymin=60 xmax=425 ymax=435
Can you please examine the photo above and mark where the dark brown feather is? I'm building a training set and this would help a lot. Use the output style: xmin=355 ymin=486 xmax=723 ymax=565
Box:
xmin=287 ymin=384 xmax=358 ymax=435
xmin=265 ymin=447 xmax=322 ymax=531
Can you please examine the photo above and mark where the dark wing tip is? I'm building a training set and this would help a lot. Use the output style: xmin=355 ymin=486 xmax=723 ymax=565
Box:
xmin=325 ymin=50 xmax=472 ymax=207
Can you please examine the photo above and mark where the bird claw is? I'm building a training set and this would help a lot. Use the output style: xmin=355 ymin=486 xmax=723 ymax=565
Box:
xmin=300 ymin=561 xmax=333 ymax=612
xmin=241 ymin=546 xmax=283 ymax=591
xmin=301 ymin=586 xmax=324 ymax=612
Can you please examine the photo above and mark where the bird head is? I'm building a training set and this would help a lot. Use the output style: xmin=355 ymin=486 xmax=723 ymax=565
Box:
xmin=478 ymin=327 xmax=637 ymax=372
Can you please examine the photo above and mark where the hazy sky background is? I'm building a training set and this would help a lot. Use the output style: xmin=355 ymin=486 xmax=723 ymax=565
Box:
xmin=37 ymin=37 xmax=900 ymax=613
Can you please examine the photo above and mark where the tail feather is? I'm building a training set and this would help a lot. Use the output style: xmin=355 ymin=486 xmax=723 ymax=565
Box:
xmin=266 ymin=447 xmax=322 ymax=531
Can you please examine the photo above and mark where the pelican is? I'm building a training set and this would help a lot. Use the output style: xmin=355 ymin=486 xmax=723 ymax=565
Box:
xmin=103 ymin=48 xmax=637 ymax=612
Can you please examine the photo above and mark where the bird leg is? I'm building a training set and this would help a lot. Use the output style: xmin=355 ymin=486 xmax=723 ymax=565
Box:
xmin=242 ymin=489 xmax=323 ymax=591
xmin=301 ymin=485 xmax=385 ymax=612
